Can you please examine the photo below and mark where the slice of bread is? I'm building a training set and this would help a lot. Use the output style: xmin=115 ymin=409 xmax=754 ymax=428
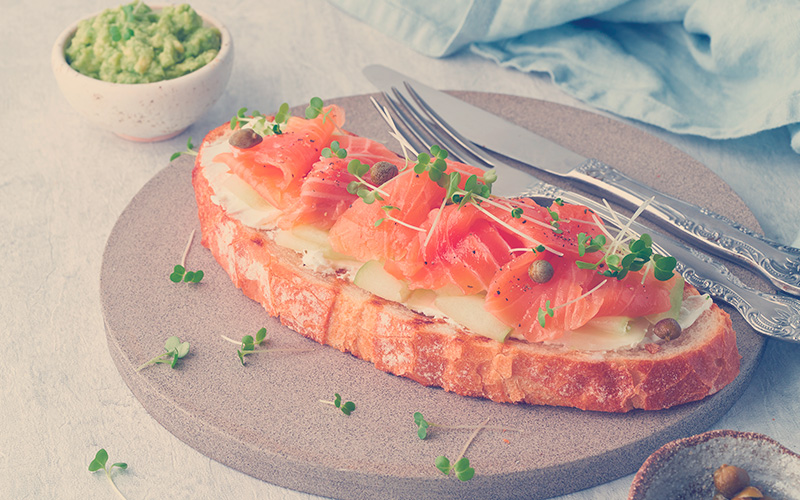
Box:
xmin=192 ymin=126 xmax=740 ymax=413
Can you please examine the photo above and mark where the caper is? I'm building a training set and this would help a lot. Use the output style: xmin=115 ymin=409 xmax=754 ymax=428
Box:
xmin=528 ymin=260 xmax=554 ymax=284
xmin=731 ymin=486 xmax=763 ymax=499
xmin=714 ymin=464 xmax=751 ymax=498
xmin=229 ymin=128 xmax=263 ymax=149
xmin=370 ymin=161 xmax=398 ymax=185
xmin=652 ymin=317 xmax=682 ymax=340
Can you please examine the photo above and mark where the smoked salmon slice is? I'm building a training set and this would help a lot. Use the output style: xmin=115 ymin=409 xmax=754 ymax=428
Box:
xmin=278 ymin=135 xmax=403 ymax=229
xmin=213 ymin=105 xmax=344 ymax=209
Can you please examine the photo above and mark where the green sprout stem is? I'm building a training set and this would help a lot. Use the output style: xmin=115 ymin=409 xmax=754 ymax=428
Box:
xmin=471 ymin=201 xmax=562 ymax=257
xmin=414 ymin=411 xmax=521 ymax=440
xmin=170 ymin=136 xmax=198 ymax=161
xmin=376 ymin=212 xmax=426 ymax=232
xmin=453 ymin=416 xmax=489 ymax=465
xmin=482 ymin=196 xmax=563 ymax=233
xmin=371 ymin=97 xmax=416 ymax=171
xmin=170 ymin=230 xmax=203 ymax=283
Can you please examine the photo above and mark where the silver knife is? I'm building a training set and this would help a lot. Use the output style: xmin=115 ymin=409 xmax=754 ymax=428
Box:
xmin=363 ymin=64 xmax=800 ymax=296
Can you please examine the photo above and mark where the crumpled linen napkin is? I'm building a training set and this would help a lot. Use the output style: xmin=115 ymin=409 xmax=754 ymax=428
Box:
xmin=330 ymin=0 xmax=800 ymax=154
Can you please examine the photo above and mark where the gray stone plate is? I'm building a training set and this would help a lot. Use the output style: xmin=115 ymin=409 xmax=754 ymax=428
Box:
xmin=100 ymin=93 xmax=765 ymax=500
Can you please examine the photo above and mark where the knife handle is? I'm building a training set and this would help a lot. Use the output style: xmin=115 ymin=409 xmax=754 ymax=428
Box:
xmin=532 ymin=184 xmax=800 ymax=342
xmin=571 ymin=158 xmax=800 ymax=296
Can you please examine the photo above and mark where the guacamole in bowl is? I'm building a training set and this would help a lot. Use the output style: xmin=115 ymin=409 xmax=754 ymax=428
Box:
xmin=65 ymin=1 xmax=221 ymax=84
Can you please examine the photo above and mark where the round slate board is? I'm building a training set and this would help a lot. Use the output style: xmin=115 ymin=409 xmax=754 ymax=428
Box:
xmin=100 ymin=93 xmax=766 ymax=500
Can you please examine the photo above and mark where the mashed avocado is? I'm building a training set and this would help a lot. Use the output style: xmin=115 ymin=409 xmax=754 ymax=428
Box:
xmin=65 ymin=1 xmax=221 ymax=84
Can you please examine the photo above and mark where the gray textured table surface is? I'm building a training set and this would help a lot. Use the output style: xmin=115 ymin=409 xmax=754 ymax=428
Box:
xmin=2 ymin=1 xmax=799 ymax=499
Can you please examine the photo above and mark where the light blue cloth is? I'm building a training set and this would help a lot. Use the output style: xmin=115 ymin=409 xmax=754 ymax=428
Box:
xmin=330 ymin=0 xmax=800 ymax=154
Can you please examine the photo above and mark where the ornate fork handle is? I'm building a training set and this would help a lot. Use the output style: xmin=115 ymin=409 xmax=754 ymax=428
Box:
xmin=571 ymin=158 xmax=800 ymax=296
xmin=523 ymin=183 xmax=800 ymax=342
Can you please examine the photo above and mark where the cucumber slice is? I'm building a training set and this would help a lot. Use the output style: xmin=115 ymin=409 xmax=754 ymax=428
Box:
xmin=274 ymin=226 xmax=352 ymax=261
xmin=561 ymin=316 xmax=649 ymax=351
xmin=434 ymin=294 xmax=513 ymax=343
xmin=353 ymin=260 xmax=411 ymax=303
xmin=220 ymin=174 xmax=275 ymax=211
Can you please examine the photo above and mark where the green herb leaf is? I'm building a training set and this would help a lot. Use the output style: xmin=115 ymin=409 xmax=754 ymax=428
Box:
xmin=323 ymin=393 xmax=355 ymax=415
xmin=341 ymin=401 xmax=355 ymax=415
xmin=435 ymin=456 xmax=451 ymax=475
xmin=88 ymin=449 xmax=108 ymax=472
xmin=454 ymin=458 xmax=475 ymax=481
xmin=305 ymin=97 xmax=324 ymax=119
xmin=255 ymin=327 xmax=266 ymax=344
xmin=413 ymin=411 xmax=431 ymax=439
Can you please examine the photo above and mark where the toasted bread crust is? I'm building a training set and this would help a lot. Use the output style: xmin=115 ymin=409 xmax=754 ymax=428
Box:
xmin=192 ymin=129 xmax=740 ymax=412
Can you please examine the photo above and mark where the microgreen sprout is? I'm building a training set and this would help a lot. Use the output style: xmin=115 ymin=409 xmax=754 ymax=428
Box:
xmin=652 ymin=254 xmax=678 ymax=281
xmin=88 ymin=449 xmax=128 ymax=500
xmin=584 ymin=196 xmax=676 ymax=282
xmin=170 ymin=230 xmax=203 ymax=283
xmin=305 ymin=97 xmax=326 ymax=120
xmin=432 ymin=416 xmax=489 ymax=482
xmin=237 ymin=327 xmax=267 ymax=365
xmin=346 ymin=159 xmax=387 ymax=203
xmin=230 ymin=104 xmax=290 ymax=136
xmin=544 ymin=206 xmax=563 ymax=233
xmin=170 ymin=136 xmax=198 ymax=162
xmin=320 ymin=393 xmax=355 ymax=415
xmin=170 ymin=265 xmax=203 ymax=283
xmin=345 ymin=160 xmax=424 ymax=232
xmin=321 ymin=140 xmax=347 ymax=159
xmin=136 ymin=336 xmax=190 ymax=371
xmin=413 ymin=412 xmax=519 ymax=440
xmin=435 ymin=456 xmax=475 ymax=482
xmin=220 ymin=330 xmax=312 ymax=365
xmin=574 ymin=231 xmax=675 ymax=281
xmin=577 ymin=233 xmax=606 ymax=257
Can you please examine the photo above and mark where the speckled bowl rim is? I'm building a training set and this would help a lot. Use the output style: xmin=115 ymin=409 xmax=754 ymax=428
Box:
xmin=51 ymin=3 xmax=232 ymax=89
xmin=628 ymin=429 xmax=800 ymax=499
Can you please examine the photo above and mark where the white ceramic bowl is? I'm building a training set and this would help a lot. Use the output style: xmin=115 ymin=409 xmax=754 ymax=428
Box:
xmin=51 ymin=5 xmax=233 ymax=142
xmin=628 ymin=430 xmax=800 ymax=500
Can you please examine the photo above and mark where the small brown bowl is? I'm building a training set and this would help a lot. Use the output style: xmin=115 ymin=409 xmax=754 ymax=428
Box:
xmin=628 ymin=430 xmax=800 ymax=500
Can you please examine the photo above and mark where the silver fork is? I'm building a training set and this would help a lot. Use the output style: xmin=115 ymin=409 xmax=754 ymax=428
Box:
xmin=369 ymin=94 xmax=800 ymax=342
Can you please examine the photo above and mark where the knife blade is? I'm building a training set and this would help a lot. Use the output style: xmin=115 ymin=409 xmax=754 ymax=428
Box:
xmin=363 ymin=64 xmax=800 ymax=296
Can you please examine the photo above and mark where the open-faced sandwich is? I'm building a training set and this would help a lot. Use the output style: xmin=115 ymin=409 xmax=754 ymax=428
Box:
xmin=191 ymin=100 xmax=740 ymax=412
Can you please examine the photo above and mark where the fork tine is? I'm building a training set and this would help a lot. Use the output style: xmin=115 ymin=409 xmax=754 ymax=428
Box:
xmin=403 ymin=82 xmax=502 ymax=170
xmin=385 ymin=87 xmax=497 ymax=170
xmin=378 ymin=90 xmax=432 ymax=155
xmin=369 ymin=96 xmax=423 ymax=157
